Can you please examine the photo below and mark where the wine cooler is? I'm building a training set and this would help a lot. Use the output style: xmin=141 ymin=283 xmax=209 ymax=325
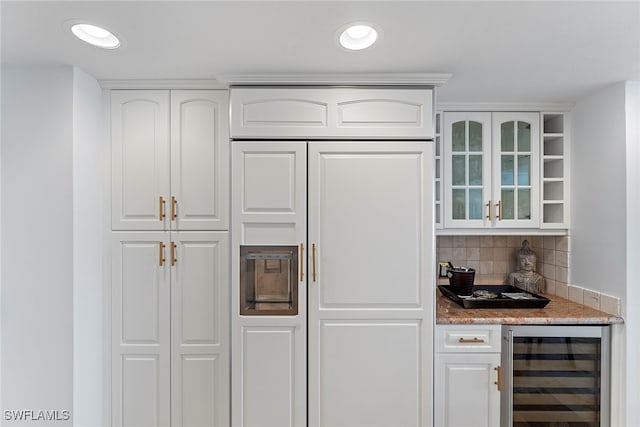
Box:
xmin=501 ymin=325 xmax=610 ymax=427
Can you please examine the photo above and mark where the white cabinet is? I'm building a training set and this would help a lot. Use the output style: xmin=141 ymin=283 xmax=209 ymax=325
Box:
xmin=434 ymin=324 xmax=501 ymax=427
xmin=541 ymin=113 xmax=569 ymax=228
xmin=111 ymin=90 xmax=169 ymax=231
xmin=111 ymin=89 xmax=229 ymax=231
xmin=110 ymin=89 xmax=230 ymax=426
xmin=443 ymin=112 xmax=493 ymax=228
xmin=442 ymin=111 xmax=541 ymax=230
xmin=231 ymin=141 xmax=434 ymax=427
xmin=111 ymin=232 xmax=229 ymax=427
xmin=440 ymin=110 xmax=571 ymax=232
xmin=231 ymin=141 xmax=307 ymax=427
xmin=230 ymin=87 xmax=434 ymax=139
xmin=111 ymin=232 xmax=170 ymax=427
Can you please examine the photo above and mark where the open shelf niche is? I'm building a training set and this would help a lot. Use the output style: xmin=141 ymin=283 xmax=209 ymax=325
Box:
xmin=541 ymin=113 xmax=568 ymax=227
xmin=435 ymin=112 xmax=442 ymax=227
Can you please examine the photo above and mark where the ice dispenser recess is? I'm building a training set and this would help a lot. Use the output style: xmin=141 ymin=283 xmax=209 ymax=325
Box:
xmin=240 ymin=246 xmax=299 ymax=315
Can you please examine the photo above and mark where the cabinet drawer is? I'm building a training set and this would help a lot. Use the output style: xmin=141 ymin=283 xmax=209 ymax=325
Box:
xmin=435 ymin=324 xmax=501 ymax=353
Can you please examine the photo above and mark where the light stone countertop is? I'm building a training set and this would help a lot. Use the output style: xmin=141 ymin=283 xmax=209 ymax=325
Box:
xmin=436 ymin=288 xmax=624 ymax=325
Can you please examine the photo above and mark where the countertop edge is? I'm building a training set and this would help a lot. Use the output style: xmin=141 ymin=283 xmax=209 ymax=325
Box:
xmin=436 ymin=316 xmax=624 ymax=325
xmin=436 ymin=291 xmax=625 ymax=325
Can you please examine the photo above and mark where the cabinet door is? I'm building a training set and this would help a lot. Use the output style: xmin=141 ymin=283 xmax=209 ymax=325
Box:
xmin=112 ymin=91 xmax=170 ymax=231
xmin=171 ymin=91 xmax=229 ymax=231
xmin=307 ymin=142 xmax=434 ymax=427
xmin=492 ymin=112 xmax=540 ymax=228
xmin=443 ymin=112 xmax=492 ymax=228
xmin=434 ymin=353 xmax=501 ymax=427
xmin=171 ymin=232 xmax=229 ymax=427
xmin=231 ymin=142 xmax=307 ymax=427
xmin=230 ymin=87 xmax=434 ymax=139
xmin=111 ymin=232 xmax=170 ymax=427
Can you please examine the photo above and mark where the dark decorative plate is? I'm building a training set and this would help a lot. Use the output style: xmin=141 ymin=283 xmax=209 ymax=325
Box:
xmin=438 ymin=285 xmax=551 ymax=309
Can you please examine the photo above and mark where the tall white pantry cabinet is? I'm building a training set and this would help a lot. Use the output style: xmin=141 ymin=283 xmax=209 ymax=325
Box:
xmin=110 ymin=89 xmax=229 ymax=426
xmin=230 ymin=87 xmax=436 ymax=427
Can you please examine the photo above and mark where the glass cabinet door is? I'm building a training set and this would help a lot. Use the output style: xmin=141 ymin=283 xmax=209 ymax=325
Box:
xmin=493 ymin=113 xmax=540 ymax=228
xmin=501 ymin=325 xmax=610 ymax=427
xmin=443 ymin=112 xmax=492 ymax=227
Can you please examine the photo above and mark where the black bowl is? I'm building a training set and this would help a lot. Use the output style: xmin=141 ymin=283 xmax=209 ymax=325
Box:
xmin=447 ymin=268 xmax=476 ymax=295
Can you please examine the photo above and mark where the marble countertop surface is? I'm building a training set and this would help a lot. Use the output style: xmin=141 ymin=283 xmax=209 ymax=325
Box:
xmin=436 ymin=287 xmax=624 ymax=325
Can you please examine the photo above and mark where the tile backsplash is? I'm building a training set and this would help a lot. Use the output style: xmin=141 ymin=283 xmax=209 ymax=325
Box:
xmin=436 ymin=235 xmax=568 ymax=290
xmin=436 ymin=235 xmax=621 ymax=316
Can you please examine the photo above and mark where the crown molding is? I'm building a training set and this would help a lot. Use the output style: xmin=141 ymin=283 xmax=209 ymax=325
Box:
xmin=436 ymin=102 xmax=574 ymax=112
xmin=217 ymin=73 xmax=452 ymax=87
xmin=98 ymin=74 xmax=454 ymax=89
xmin=99 ymin=79 xmax=226 ymax=90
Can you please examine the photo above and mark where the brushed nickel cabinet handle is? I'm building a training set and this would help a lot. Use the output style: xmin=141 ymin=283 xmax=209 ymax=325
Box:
xmin=458 ymin=337 xmax=485 ymax=343
xmin=486 ymin=200 xmax=493 ymax=220
xmin=159 ymin=196 xmax=166 ymax=221
xmin=497 ymin=200 xmax=503 ymax=221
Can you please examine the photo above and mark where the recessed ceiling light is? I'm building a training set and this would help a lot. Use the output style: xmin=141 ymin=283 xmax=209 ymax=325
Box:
xmin=338 ymin=23 xmax=379 ymax=51
xmin=70 ymin=23 xmax=120 ymax=49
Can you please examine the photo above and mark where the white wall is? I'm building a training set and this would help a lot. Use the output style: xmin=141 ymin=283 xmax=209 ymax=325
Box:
xmin=570 ymin=83 xmax=627 ymax=300
xmin=1 ymin=65 xmax=104 ymax=426
xmin=571 ymin=81 xmax=640 ymax=427
xmin=72 ymin=67 xmax=104 ymax=427
xmin=1 ymin=66 xmax=74 ymax=425
xmin=624 ymin=81 xmax=640 ymax=427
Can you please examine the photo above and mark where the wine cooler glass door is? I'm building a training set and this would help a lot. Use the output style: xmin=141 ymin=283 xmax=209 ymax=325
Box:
xmin=501 ymin=325 xmax=610 ymax=427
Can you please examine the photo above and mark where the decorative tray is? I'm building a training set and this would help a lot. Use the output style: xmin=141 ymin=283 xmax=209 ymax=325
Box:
xmin=438 ymin=285 xmax=551 ymax=309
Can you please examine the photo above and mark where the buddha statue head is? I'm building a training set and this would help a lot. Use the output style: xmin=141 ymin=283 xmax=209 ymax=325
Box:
xmin=516 ymin=240 xmax=536 ymax=273
xmin=508 ymin=240 xmax=544 ymax=293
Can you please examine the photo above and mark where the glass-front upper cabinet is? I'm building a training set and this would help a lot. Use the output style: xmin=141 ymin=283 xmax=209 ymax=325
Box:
xmin=443 ymin=112 xmax=540 ymax=229
xmin=443 ymin=112 xmax=492 ymax=228
xmin=492 ymin=112 xmax=539 ymax=228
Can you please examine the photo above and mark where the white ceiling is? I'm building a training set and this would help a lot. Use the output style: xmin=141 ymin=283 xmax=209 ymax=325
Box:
xmin=2 ymin=1 xmax=639 ymax=103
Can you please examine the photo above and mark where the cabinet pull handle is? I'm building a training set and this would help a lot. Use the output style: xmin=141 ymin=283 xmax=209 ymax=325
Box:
xmin=458 ymin=337 xmax=485 ymax=343
xmin=159 ymin=242 xmax=166 ymax=266
xmin=312 ymin=243 xmax=317 ymax=282
xmin=170 ymin=241 xmax=177 ymax=266
xmin=494 ymin=365 xmax=502 ymax=391
xmin=486 ymin=200 xmax=493 ymax=220
xmin=300 ymin=243 xmax=304 ymax=282
xmin=159 ymin=196 xmax=166 ymax=221
xmin=497 ymin=200 xmax=502 ymax=221
xmin=171 ymin=196 xmax=177 ymax=221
